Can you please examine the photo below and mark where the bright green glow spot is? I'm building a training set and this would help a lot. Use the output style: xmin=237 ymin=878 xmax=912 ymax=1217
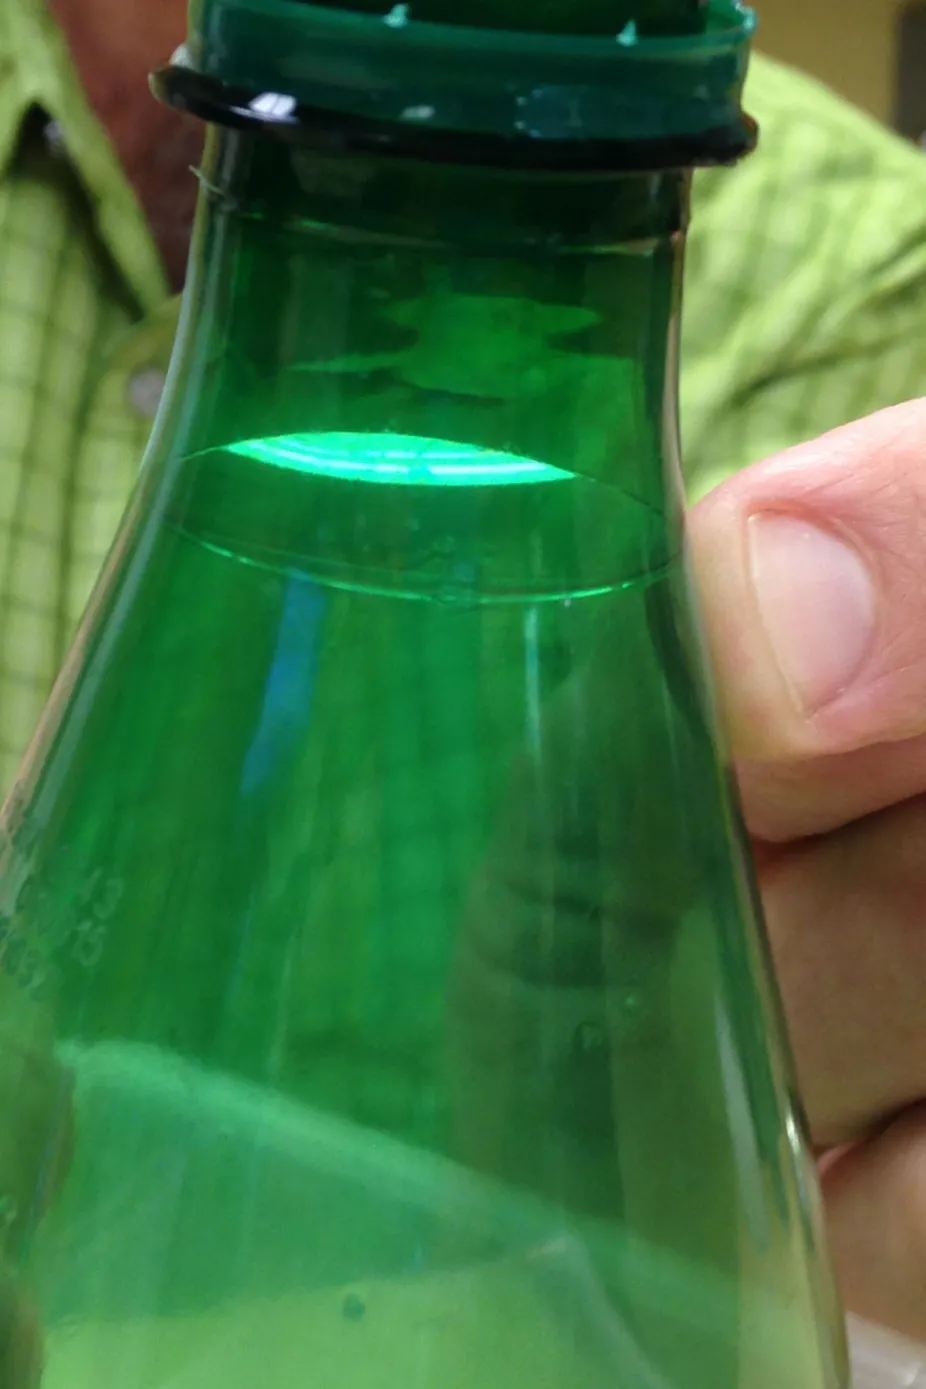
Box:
xmin=227 ymin=433 xmax=572 ymax=488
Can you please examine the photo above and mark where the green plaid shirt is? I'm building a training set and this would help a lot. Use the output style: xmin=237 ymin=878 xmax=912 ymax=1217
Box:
xmin=2 ymin=0 xmax=926 ymax=793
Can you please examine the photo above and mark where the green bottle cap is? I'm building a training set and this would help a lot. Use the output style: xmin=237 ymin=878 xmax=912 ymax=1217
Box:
xmin=166 ymin=0 xmax=756 ymax=163
xmin=197 ymin=0 xmax=709 ymax=37
xmin=177 ymin=0 xmax=755 ymax=148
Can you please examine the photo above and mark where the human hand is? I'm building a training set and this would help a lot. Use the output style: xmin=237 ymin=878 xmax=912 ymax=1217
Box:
xmin=692 ymin=398 xmax=926 ymax=1344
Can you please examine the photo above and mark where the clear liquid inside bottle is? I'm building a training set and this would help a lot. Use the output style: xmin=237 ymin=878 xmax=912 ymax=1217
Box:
xmin=0 ymin=431 xmax=838 ymax=1389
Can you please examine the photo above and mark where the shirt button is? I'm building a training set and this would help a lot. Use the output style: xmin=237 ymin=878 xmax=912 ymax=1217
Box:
xmin=127 ymin=368 xmax=167 ymax=420
xmin=44 ymin=120 xmax=67 ymax=158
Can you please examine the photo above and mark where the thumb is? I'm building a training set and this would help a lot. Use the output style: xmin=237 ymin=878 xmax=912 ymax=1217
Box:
xmin=823 ymin=1110 xmax=926 ymax=1344
xmin=691 ymin=400 xmax=926 ymax=763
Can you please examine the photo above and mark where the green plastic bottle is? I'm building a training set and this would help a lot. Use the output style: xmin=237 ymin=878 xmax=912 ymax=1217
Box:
xmin=0 ymin=2 xmax=847 ymax=1387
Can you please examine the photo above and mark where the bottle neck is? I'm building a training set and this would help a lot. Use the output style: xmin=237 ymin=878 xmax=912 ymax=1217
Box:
xmin=163 ymin=128 xmax=688 ymax=514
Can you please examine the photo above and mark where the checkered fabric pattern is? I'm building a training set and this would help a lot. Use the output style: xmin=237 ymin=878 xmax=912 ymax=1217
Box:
xmin=0 ymin=0 xmax=170 ymax=794
xmin=684 ymin=57 xmax=926 ymax=500
xmin=2 ymin=0 xmax=926 ymax=798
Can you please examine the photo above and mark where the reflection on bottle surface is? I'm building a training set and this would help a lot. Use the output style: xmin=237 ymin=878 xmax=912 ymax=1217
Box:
xmin=0 ymin=434 xmax=843 ymax=1389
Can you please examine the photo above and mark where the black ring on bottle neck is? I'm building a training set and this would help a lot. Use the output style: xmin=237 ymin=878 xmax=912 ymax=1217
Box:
xmin=152 ymin=64 xmax=757 ymax=173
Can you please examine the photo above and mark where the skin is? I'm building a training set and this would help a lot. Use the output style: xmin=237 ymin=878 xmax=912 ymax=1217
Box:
xmin=696 ymin=401 xmax=926 ymax=1341
xmin=6 ymin=0 xmax=926 ymax=1373
xmin=47 ymin=0 xmax=197 ymax=290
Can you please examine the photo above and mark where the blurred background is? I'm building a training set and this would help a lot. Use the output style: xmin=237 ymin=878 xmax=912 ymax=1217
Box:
xmin=764 ymin=0 xmax=926 ymax=139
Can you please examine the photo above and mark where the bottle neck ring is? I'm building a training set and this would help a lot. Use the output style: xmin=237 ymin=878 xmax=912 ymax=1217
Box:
xmin=156 ymin=0 xmax=756 ymax=171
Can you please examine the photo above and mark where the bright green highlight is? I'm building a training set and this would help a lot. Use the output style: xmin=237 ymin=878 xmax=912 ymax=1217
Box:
xmin=228 ymin=433 xmax=572 ymax=488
